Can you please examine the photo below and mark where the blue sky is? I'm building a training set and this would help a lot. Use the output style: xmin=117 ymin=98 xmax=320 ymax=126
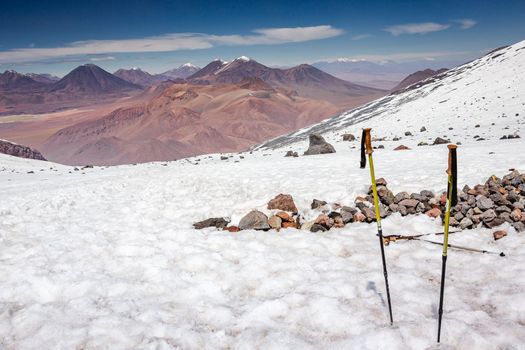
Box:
xmin=1 ymin=0 xmax=524 ymax=76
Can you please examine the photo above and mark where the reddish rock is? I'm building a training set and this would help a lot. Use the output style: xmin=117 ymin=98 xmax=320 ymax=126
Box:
xmin=282 ymin=221 xmax=299 ymax=229
xmin=225 ymin=226 xmax=240 ymax=232
xmin=353 ymin=212 xmax=366 ymax=222
xmin=315 ymin=214 xmax=334 ymax=228
xmin=493 ymin=230 xmax=507 ymax=240
xmin=267 ymin=194 xmax=298 ymax=213
xmin=426 ymin=207 xmax=442 ymax=218
xmin=394 ymin=145 xmax=411 ymax=151
xmin=511 ymin=208 xmax=522 ymax=222
xmin=333 ymin=216 xmax=345 ymax=228
xmin=275 ymin=211 xmax=294 ymax=222
xmin=439 ymin=193 xmax=447 ymax=206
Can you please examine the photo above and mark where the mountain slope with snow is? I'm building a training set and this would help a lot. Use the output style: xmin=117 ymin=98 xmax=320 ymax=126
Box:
xmin=257 ymin=41 xmax=525 ymax=151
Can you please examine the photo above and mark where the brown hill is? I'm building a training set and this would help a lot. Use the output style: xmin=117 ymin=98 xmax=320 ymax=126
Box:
xmin=391 ymin=68 xmax=448 ymax=93
xmin=41 ymin=82 xmax=343 ymax=165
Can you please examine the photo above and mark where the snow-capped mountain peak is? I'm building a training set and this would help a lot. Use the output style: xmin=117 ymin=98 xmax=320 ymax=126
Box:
xmin=235 ymin=56 xmax=251 ymax=62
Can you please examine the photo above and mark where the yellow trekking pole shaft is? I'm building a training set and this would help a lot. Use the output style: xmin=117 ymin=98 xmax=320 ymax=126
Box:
xmin=437 ymin=144 xmax=458 ymax=343
xmin=361 ymin=128 xmax=393 ymax=325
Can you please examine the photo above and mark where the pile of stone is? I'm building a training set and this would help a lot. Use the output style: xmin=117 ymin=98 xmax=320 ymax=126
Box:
xmin=193 ymin=170 xmax=525 ymax=234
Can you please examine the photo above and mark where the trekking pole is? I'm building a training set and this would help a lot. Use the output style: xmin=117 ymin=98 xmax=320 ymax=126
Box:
xmin=437 ymin=144 xmax=458 ymax=343
xmin=418 ymin=238 xmax=505 ymax=257
xmin=360 ymin=128 xmax=394 ymax=325
xmin=382 ymin=230 xmax=462 ymax=244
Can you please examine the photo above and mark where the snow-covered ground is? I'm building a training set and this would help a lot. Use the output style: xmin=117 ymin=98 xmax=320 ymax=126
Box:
xmin=1 ymin=40 xmax=525 ymax=349
xmin=1 ymin=134 xmax=525 ymax=349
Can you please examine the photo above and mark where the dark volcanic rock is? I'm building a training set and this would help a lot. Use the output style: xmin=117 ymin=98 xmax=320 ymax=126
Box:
xmin=304 ymin=134 xmax=336 ymax=155
xmin=432 ymin=137 xmax=450 ymax=145
xmin=311 ymin=199 xmax=327 ymax=210
xmin=193 ymin=217 xmax=230 ymax=229
xmin=0 ymin=139 xmax=47 ymax=161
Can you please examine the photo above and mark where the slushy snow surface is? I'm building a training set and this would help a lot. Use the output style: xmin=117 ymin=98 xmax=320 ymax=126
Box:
xmin=1 ymin=137 xmax=525 ymax=349
xmin=1 ymin=40 xmax=525 ymax=349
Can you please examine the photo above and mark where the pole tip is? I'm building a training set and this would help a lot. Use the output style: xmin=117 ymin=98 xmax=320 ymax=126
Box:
xmin=447 ymin=144 xmax=457 ymax=150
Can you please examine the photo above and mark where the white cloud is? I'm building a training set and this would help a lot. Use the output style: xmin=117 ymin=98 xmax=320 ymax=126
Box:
xmin=0 ymin=25 xmax=343 ymax=64
xmin=351 ymin=34 xmax=371 ymax=41
xmin=320 ymin=50 xmax=472 ymax=63
xmin=385 ymin=22 xmax=451 ymax=36
xmin=89 ymin=56 xmax=116 ymax=62
xmin=454 ymin=19 xmax=477 ymax=29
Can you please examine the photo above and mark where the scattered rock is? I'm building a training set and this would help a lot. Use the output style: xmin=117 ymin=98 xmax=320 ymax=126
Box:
xmin=225 ymin=226 xmax=240 ymax=232
xmin=342 ymin=133 xmax=356 ymax=141
xmin=267 ymin=194 xmax=298 ymax=213
xmin=304 ymin=134 xmax=336 ymax=155
xmin=193 ymin=217 xmax=230 ymax=229
xmin=476 ymin=196 xmax=494 ymax=210
xmin=353 ymin=212 xmax=366 ymax=222
xmin=315 ymin=214 xmax=334 ymax=229
xmin=432 ymin=137 xmax=450 ymax=145
xmin=511 ymin=208 xmax=522 ymax=222
xmin=376 ymin=178 xmax=388 ymax=186
xmin=268 ymin=215 xmax=282 ymax=229
xmin=276 ymin=211 xmax=294 ymax=222
xmin=420 ymin=126 xmax=427 ymax=132
xmin=405 ymin=131 xmax=413 ymax=136
xmin=238 ymin=210 xmax=270 ymax=230
xmin=493 ymin=230 xmax=507 ymax=240
xmin=282 ymin=221 xmax=299 ymax=229
xmin=285 ymin=150 xmax=299 ymax=157
xmin=426 ymin=207 xmax=442 ymax=218
xmin=399 ymin=199 xmax=419 ymax=208
xmin=310 ymin=224 xmax=327 ymax=232
xmin=394 ymin=145 xmax=411 ymax=151
xmin=311 ymin=199 xmax=327 ymax=210
xmin=459 ymin=217 xmax=473 ymax=229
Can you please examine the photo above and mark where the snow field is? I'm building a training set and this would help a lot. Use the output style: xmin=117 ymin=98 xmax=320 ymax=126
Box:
xmin=1 ymin=136 xmax=525 ymax=349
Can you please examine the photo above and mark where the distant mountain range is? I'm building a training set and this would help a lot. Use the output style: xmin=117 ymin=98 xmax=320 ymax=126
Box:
xmin=0 ymin=65 xmax=142 ymax=114
xmin=114 ymin=64 xmax=201 ymax=87
xmin=185 ymin=56 xmax=384 ymax=105
xmin=0 ymin=56 xmax=448 ymax=165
